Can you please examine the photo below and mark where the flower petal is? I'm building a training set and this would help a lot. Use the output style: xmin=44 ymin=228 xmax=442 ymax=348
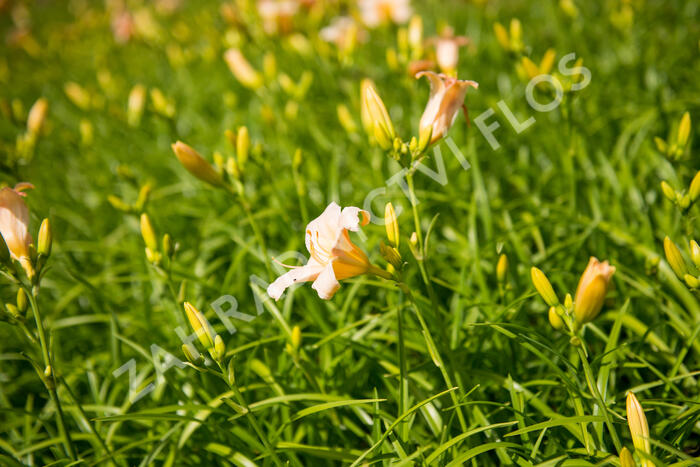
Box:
xmin=0 ymin=187 xmax=32 ymax=260
xmin=267 ymin=260 xmax=325 ymax=300
xmin=312 ymin=262 xmax=341 ymax=300
xmin=339 ymin=206 xmax=370 ymax=232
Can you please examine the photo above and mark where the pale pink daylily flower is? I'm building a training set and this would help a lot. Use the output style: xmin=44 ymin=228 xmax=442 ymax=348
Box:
xmin=416 ymin=71 xmax=478 ymax=146
xmin=268 ymin=202 xmax=374 ymax=300
xmin=429 ymin=29 xmax=469 ymax=74
xmin=0 ymin=183 xmax=34 ymax=272
xmin=257 ymin=0 xmax=299 ymax=35
xmin=359 ymin=0 xmax=412 ymax=27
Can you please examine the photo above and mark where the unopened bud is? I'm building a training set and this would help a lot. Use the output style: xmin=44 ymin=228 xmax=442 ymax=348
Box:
xmin=182 ymin=344 xmax=199 ymax=364
xmin=664 ymin=236 xmax=687 ymax=278
xmin=653 ymin=137 xmax=668 ymax=154
xmin=140 ymin=214 xmax=158 ymax=251
xmin=337 ymin=104 xmax=358 ymax=134
xmin=689 ymin=171 xmax=700 ymax=202
xmin=6 ymin=303 xmax=20 ymax=319
xmin=213 ymin=335 xmax=225 ymax=362
xmin=236 ymin=126 xmax=249 ymax=168
xmin=660 ymin=181 xmax=676 ymax=202
xmin=135 ymin=183 xmax=152 ymax=211
xmin=684 ymin=274 xmax=700 ymax=288
xmin=291 ymin=325 xmax=302 ymax=350
xmin=16 ymin=288 xmax=27 ymax=313
xmin=127 ymin=84 xmax=147 ymax=127
xmin=385 ymin=202 xmax=399 ymax=248
xmin=496 ymin=254 xmax=508 ymax=283
xmin=690 ymin=240 xmax=700 ymax=268
xmin=223 ymin=48 xmax=263 ymax=90
xmin=619 ymin=447 xmax=635 ymax=467
xmin=37 ymin=218 xmax=52 ymax=257
xmin=564 ymin=293 xmax=573 ymax=310
xmin=380 ymin=242 xmax=403 ymax=270
xmin=530 ymin=267 xmax=559 ymax=306
xmin=108 ymin=195 xmax=132 ymax=213
xmin=626 ymin=392 xmax=652 ymax=465
xmin=172 ymin=141 xmax=225 ymax=188
xmin=162 ymin=234 xmax=173 ymax=258
xmin=27 ymin=97 xmax=48 ymax=135
xmin=361 ymin=79 xmax=395 ymax=151
xmin=677 ymin=111 xmax=691 ymax=147
xmin=184 ymin=302 xmax=215 ymax=350
xmin=548 ymin=306 xmax=564 ymax=330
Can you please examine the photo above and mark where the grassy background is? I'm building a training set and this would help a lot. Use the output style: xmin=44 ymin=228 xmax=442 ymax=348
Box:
xmin=1 ymin=0 xmax=699 ymax=465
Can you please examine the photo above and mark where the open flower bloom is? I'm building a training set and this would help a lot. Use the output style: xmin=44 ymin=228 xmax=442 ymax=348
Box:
xmin=359 ymin=0 xmax=412 ymax=27
xmin=429 ymin=28 xmax=470 ymax=74
xmin=416 ymin=71 xmax=478 ymax=147
xmin=573 ymin=256 xmax=615 ymax=325
xmin=257 ymin=0 xmax=299 ymax=35
xmin=268 ymin=202 xmax=373 ymax=300
xmin=0 ymin=184 xmax=34 ymax=275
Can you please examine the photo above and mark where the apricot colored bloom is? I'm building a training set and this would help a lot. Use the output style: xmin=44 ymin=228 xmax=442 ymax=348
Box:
xmin=359 ymin=0 xmax=411 ymax=27
xmin=573 ymin=256 xmax=615 ymax=325
xmin=268 ymin=202 xmax=373 ymax=300
xmin=429 ymin=28 xmax=469 ymax=74
xmin=257 ymin=0 xmax=299 ymax=35
xmin=416 ymin=71 xmax=478 ymax=146
xmin=0 ymin=183 xmax=34 ymax=274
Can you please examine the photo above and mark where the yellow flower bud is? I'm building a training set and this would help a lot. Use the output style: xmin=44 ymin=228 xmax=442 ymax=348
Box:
xmin=663 ymin=236 xmax=687 ymax=278
xmin=509 ymin=19 xmax=522 ymax=48
xmin=684 ymin=274 xmax=699 ymax=289
xmin=213 ymin=335 xmax=225 ymax=362
xmin=677 ymin=111 xmax=690 ymax=147
xmin=548 ymin=306 xmax=564 ymax=330
xmin=493 ymin=22 xmax=510 ymax=50
xmin=16 ymin=288 xmax=27 ymax=313
xmin=171 ymin=141 xmax=225 ymax=188
xmin=64 ymin=82 xmax=91 ymax=110
xmin=149 ymin=88 xmax=175 ymax=118
xmin=530 ymin=267 xmax=559 ymax=306
xmin=690 ymin=240 xmax=700 ymax=268
xmin=385 ymin=202 xmax=399 ymax=248
xmin=521 ymin=57 xmax=541 ymax=80
xmin=236 ymin=126 xmax=249 ymax=168
xmin=337 ymin=104 xmax=358 ymax=134
xmin=127 ymin=84 xmax=147 ymax=127
xmin=539 ymin=49 xmax=556 ymax=75
xmin=223 ymin=48 xmax=263 ymax=90
xmin=140 ymin=213 xmax=158 ymax=252
xmin=184 ymin=302 xmax=215 ymax=350
xmin=573 ymin=257 xmax=615 ymax=326
xmin=182 ymin=344 xmax=199 ymax=363
xmin=380 ymin=242 xmax=402 ymax=270
xmin=564 ymin=293 xmax=573 ymax=310
xmin=360 ymin=79 xmax=395 ymax=151
xmin=26 ymin=97 xmax=48 ymax=136
xmin=626 ymin=392 xmax=653 ymax=467
xmin=660 ymin=181 xmax=676 ymax=202
xmin=37 ymin=218 xmax=52 ymax=257
xmin=619 ymin=447 xmax=635 ymax=467
xmin=689 ymin=171 xmax=700 ymax=202
xmin=291 ymin=325 xmax=302 ymax=350
xmin=496 ymin=254 xmax=508 ymax=283
xmin=653 ymin=137 xmax=668 ymax=155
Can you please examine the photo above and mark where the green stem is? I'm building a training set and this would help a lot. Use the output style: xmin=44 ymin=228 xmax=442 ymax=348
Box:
xmin=227 ymin=185 xmax=274 ymax=280
xmin=405 ymin=172 xmax=439 ymax=310
xmin=26 ymin=286 xmax=77 ymax=460
xmin=216 ymin=362 xmax=283 ymax=466
xmin=401 ymin=285 xmax=467 ymax=432
xmin=576 ymin=346 xmax=622 ymax=453
xmin=397 ymin=301 xmax=408 ymax=441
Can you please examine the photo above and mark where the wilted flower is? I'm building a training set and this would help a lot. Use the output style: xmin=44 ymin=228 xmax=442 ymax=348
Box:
xmin=268 ymin=202 xmax=384 ymax=300
xmin=416 ymin=71 xmax=478 ymax=148
xmin=0 ymin=183 xmax=34 ymax=277
xmin=359 ymin=0 xmax=412 ymax=27
xmin=573 ymin=257 xmax=615 ymax=325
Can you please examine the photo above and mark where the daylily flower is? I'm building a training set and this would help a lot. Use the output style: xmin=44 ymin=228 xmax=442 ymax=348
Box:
xmin=573 ymin=256 xmax=615 ymax=325
xmin=416 ymin=71 xmax=478 ymax=147
xmin=0 ymin=183 xmax=34 ymax=277
xmin=359 ymin=0 xmax=412 ymax=27
xmin=268 ymin=202 xmax=388 ymax=300
xmin=257 ymin=0 xmax=299 ymax=35
xmin=428 ymin=27 xmax=470 ymax=75
xmin=320 ymin=16 xmax=363 ymax=52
